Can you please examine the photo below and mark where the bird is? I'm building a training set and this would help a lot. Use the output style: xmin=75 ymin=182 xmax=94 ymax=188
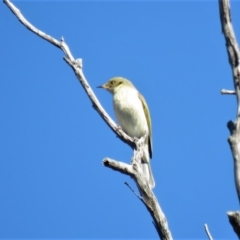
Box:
xmin=98 ymin=77 xmax=155 ymax=189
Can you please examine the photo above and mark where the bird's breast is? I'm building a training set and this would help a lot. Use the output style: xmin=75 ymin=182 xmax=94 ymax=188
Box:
xmin=113 ymin=87 xmax=148 ymax=138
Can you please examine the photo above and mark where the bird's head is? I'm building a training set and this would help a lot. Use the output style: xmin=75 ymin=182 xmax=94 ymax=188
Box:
xmin=98 ymin=77 xmax=134 ymax=94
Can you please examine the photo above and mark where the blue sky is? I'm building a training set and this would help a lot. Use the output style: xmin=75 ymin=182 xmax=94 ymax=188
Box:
xmin=1 ymin=0 xmax=240 ymax=239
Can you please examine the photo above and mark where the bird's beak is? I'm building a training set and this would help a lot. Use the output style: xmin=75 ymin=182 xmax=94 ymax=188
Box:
xmin=97 ymin=84 xmax=106 ymax=89
xmin=97 ymin=83 xmax=112 ymax=93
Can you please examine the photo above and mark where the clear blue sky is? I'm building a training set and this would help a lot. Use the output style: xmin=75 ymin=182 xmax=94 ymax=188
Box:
xmin=1 ymin=1 xmax=240 ymax=239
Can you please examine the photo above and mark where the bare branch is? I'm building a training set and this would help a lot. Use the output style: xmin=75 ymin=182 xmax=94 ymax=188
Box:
xmin=103 ymin=158 xmax=134 ymax=175
xmin=219 ymin=0 xmax=240 ymax=98
xmin=219 ymin=0 xmax=240 ymax=204
xmin=221 ymin=89 xmax=236 ymax=95
xmin=104 ymin=155 xmax=172 ymax=240
xmin=227 ymin=211 xmax=240 ymax=238
xmin=3 ymin=0 xmax=134 ymax=150
xmin=3 ymin=0 xmax=63 ymax=49
xmin=4 ymin=0 xmax=173 ymax=239
xmin=219 ymin=0 xmax=240 ymax=236
xmin=103 ymin=135 xmax=172 ymax=240
xmin=204 ymin=224 xmax=214 ymax=240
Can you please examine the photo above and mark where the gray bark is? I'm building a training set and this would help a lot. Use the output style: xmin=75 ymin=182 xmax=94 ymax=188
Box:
xmin=3 ymin=0 xmax=172 ymax=239
xmin=219 ymin=0 xmax=240 ymax=237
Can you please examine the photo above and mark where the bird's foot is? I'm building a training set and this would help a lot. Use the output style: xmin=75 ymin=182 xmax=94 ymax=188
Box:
xmin=133 ymin=136 xmax=139 ymax=144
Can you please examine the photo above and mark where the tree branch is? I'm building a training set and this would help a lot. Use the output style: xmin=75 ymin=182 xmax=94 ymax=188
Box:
xmin=103 ymin=156 xmax=172 ymax=239
xmin=227 ymin=211 xmax=240 ymax=239
xmin=3 ymin=0 xmax=172 ymax=239
xmin=124 ymin=182 xmax=144 ymax=202
xmin=221 ymin=89 xmax=236 ymax=95
xmin=204 ymin=224 xmax=214 ymax=240
xmin=103 ymin=158 xmax=134 ymax=175
xmin=219 ymin=0 xmax=240 ymax=237
xmin=103 ymin=136 xmax=172 ymax=239
xmin=219 ymin=0 xmax=240 ymax=203
xmin=3 ymin=0 xmax=134 ymax=149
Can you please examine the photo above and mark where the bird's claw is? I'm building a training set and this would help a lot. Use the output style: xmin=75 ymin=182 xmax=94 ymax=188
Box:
xmin=133 ymin=137 xmax=139 ymax=144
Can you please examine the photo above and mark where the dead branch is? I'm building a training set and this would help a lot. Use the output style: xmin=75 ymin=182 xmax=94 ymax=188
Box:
xmin=227 ymin=211 xmax=240 ymax=239
xmin=219 ymin=0 xmax=240 ymax=237
xmin=221 ymin=89 xmax=236 ymax=95
xmin=3 ymin=0 xmax=172 ymax=239
xmin=3 ymin=0 xmax=133 ymax=149
xmin=204 ymin=224 xmax=214 ymax=240
xmin=103 ymin=136 xmax=172 ymax=239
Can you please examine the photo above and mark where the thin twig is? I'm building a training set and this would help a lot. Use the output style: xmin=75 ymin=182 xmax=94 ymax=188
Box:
xmin=204 ymin=224 xmax=214 ymax=240
xmin=221 ymin=89 xmax=236 ymax=95
xmin=219 ymin=0 xmax=240 ymax=203
xmin=219 ymin=0 xmax=240 ymax=237
xmin=125 ymin=182 xmax=144 ymax=202
xmin=103 ymin=156 xmax=173 ymax=240
xmin=4 ymin=1 xmax=173 ymax=239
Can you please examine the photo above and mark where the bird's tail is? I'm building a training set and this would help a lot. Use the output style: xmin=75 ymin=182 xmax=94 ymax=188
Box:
xmin=141 ymin=162 xmax=155 ymax=189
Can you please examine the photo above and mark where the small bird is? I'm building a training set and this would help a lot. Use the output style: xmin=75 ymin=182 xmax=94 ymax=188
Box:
xmin=98 ymin=77 xmax=155 ymax=189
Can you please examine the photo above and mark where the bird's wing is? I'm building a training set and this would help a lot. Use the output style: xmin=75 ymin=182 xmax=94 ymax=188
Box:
xmin=138 ymin=92 xmax=153 ymax=158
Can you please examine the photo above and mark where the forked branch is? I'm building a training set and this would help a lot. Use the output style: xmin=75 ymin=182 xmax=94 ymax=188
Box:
xmin=3 ymin=0 xmax=172 ymax=239
xmin=219 ymin=0 xmax=240 ymax=237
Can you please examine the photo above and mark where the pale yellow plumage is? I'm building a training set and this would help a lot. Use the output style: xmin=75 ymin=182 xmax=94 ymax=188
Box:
xmin=98 ymin=77 xmax=155 ymax=189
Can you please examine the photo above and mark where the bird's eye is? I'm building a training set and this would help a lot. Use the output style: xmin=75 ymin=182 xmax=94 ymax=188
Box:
xmin=111 ymin=81 xmax=115 ymax=85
